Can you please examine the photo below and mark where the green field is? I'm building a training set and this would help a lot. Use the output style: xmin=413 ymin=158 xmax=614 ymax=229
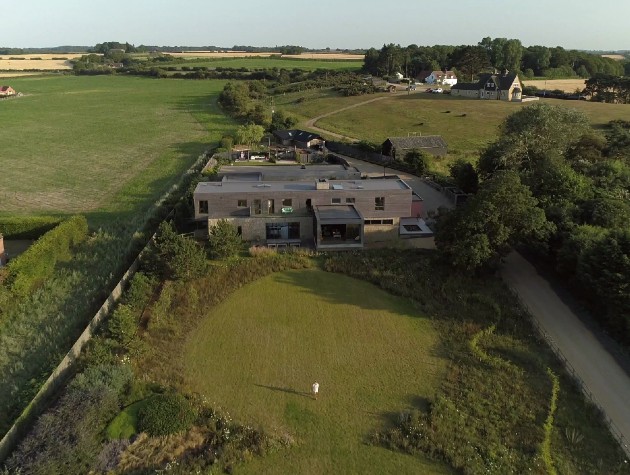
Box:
xmin=277 ymin=89 xmax=630 ymax=163
xmin=170 ymin=57 xmax=363 ymax=71
xmin=182 ymin=269 xmax=452 ymax=474
xmin=0 ymin=75 xmax=235 ymax=218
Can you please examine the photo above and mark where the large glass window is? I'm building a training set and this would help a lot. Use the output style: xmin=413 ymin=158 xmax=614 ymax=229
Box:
xmin=198 ymin=200 xmax=208 ymax=214
xmin=266 ymin=222 xmax=300 ymax=240
xmin=238 ymin=199 xmax=247 ymax=207
xmin=282 ymin=198 xmax=292 ymax=206
xmin=375 ymin=197 xmax=385 ymax=211
xmin=332 ymin=197 xmax=341 ymax=204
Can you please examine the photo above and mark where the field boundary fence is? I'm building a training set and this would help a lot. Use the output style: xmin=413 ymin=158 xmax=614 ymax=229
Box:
xmin=509 ymin=288 xmax=630 ymax=458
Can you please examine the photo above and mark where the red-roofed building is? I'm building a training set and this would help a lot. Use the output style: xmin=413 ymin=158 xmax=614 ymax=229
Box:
xmin=0 ymin=86 xmax=16 ymax=97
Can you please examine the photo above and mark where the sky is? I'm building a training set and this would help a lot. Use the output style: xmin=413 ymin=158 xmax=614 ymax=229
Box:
xmin=2 ymin=0 xmax=628 ymax=51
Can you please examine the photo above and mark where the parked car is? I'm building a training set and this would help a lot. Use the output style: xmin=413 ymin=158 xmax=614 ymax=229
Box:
xmin=425 ymin=88 xmax=433 ymax=93
xmin=431 ymin=88 xmax=443 ymax=94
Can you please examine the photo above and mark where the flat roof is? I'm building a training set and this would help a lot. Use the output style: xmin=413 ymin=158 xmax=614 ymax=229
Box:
xmin=195 ymin=178 xmax=411 ymax=195
xmin=315 ymin=205 xmax=363 ymax=221
xmin=219 ymin=164 xmax=361 ymax=182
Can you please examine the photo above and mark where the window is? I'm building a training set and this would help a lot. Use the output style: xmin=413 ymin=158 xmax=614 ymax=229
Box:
xmin=382 ymin=219 xmax=394 ymax=225
xmin=198 ymin=200 xmax=208 ymax=214
xmin=282 ymin=198 xmax=292 ymax=207
xmin=252 ymin=199 xmax=262 ymax=215
xmin=331 ymin=197 xmax=341 ymax=204
xmin=237 ymin=199 xmax=247 ymax=207
xmin=346 ymin=197 xmax=355 ymax=204
xmin=375 ymin=197 xmax=385 ymax=211
xmin=237 ymin=226 xmax=242 ymax=236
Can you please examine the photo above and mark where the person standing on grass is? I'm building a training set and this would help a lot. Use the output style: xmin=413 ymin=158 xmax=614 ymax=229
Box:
xmin=312 ymin=381 xmax=319 ymax=400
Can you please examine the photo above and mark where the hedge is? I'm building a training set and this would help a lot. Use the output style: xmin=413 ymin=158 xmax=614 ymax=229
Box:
xmin=4 ymin=216 xmax=89 ymax=297
xmin=0 ymin=216 xmax=63 ymax=239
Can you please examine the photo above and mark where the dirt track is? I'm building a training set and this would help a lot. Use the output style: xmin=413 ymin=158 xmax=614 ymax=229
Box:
xmin=304 ymin=96 xmax=389 ymax=141
xmin=502 ymin=252 xmax=630 ymax=456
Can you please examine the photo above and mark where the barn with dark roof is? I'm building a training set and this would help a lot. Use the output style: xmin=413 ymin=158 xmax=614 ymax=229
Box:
xmin=381 ymin=136 xmax=448 ymax=159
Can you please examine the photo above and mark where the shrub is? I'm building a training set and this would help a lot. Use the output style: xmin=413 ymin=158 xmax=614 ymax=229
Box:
xmin=107 ymin=304 xmax=138 ymax=346
xmin=124 ymin=271 xmax=157 ymax=311
xmin=208 ymin=219 xmax=242 ymax=259
xmin=137 ymin=392 xmax=196 ymax=436
xmin=5 ymin=364 xmax=132 ymax=475
xmin=152 ymin=221 xmax=207 ymax=280
xmin=248 ymin=245 xmax=277 ymax=257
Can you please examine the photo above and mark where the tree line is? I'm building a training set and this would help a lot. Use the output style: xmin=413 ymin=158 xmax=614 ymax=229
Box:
xmin=363 ymin=38 xmax=627 ymax=80
xmin=435 ymin=105 xmax=630 ymax=346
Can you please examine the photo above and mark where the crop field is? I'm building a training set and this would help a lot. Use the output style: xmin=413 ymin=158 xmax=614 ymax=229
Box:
xmin=181 ymin=269 xmax=451 ymax=474
xmin=279 ymin=89 xmax=630 ymax=162
xmin=524 ymin=78 xmax=587 ymax=92
xmin=0 ymin=53 xmax=84 ymax=70
xmin=0 ymin=75 xmax=235 ymax=219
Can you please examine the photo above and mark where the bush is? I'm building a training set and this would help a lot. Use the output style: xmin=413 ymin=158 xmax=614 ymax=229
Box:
xmin=107 ymin=304 xmax=138 ymax=346
xmin=4 ymin=215 xmax=89 ymax=297
xmin=137 ymin=392 xmax=196 ymax=436
xmin=208 ymin=219 xmax=242 ymax=259
xmin=152 ymin=221 xmax=207 ymax=280
xmin=6 ymin=364 xmax=132 ymax=475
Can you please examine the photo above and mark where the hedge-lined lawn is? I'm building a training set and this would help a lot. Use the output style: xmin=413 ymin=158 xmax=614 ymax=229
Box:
xmin=0 ymin=75 xmax=235 ymax=218
xmin=183 ymin=269 xmax=452 ymax=474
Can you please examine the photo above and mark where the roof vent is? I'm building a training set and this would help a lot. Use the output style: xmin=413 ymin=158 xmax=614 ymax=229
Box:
xmin=331 ymin=184 xmax=343 ymax=190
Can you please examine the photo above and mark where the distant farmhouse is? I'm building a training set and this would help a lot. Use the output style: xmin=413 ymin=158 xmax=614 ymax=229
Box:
xmin=382 ymin=136 xmax=448 ymax=159
xmin=451 ymin=71 xmax=528 ymax=102
xmin=418 ymin=70 xmax=458 ymax=86
xmin=0 ymin=86 xmax=16 ymax=98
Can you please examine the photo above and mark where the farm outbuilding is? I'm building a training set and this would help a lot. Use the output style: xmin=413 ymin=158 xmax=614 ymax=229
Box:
xmin=0 ymin=86 xmax=16 ymax=97
xmin=382 ymin=136 xmax=448 ymax=158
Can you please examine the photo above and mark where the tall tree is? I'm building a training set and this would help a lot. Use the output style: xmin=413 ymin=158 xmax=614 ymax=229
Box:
xmin=435 ymin=171 xmax=552 ymax=270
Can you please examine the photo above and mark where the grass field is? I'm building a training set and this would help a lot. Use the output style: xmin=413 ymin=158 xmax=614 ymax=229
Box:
xmin=166 ymin=57 xmax=363 ymax=71
xmin=278 ymin=89 xmax=630 ymax=164
xmin=168 ymin=51 xmax=365 ymax=61
xmin=0 ymin=75 xmax=235 ymax=219
xmin=182 ymin=269 xmax=451 ymax=474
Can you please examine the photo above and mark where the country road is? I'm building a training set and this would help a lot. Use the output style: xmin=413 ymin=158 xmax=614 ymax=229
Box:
xmin=502 ymin=252 xmax=630 ymax=456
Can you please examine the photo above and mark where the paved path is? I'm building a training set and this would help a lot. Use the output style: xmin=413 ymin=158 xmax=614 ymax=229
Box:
xmin=502 ymin=252 xmax=630 ymax=456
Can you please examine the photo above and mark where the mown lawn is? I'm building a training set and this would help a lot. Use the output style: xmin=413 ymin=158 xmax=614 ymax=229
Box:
xmin=0 ymin=75 xmax=235 ymax=219
xmin=182 ymin=269 xmax=452 ymax=474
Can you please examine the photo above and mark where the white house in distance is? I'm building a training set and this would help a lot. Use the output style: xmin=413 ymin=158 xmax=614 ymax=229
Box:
xmin=420 ymin=71 xmax=458 ymax=86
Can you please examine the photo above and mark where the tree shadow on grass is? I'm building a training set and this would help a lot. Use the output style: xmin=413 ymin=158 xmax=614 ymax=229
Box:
xmin=254 ymin=384 xmax=313 ymax=399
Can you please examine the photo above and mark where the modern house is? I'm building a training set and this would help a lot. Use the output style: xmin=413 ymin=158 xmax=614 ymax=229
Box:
xmin=0 ymin=86 xmax=16 ymax=98
xmin=450 ymin=71 xmax=523 ymax=101
xmin=272 ymin=130 xmax=324 ymax=149
xmin=420 ymin=70 xmax=458 ymax=86
xmin=193 ymin=175 xmax=429 ymax=250
xmin=219 ymin=164 xmax=361 ymax=182
xmin=382 ymin=136 xmax=448 ymax=159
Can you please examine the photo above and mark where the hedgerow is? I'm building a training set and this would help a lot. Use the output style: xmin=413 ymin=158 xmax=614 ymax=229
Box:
xmin=3 ymin=216 xmax=88 ymax=298
xmin=0 ymin=216 xmax=62 ymax=239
